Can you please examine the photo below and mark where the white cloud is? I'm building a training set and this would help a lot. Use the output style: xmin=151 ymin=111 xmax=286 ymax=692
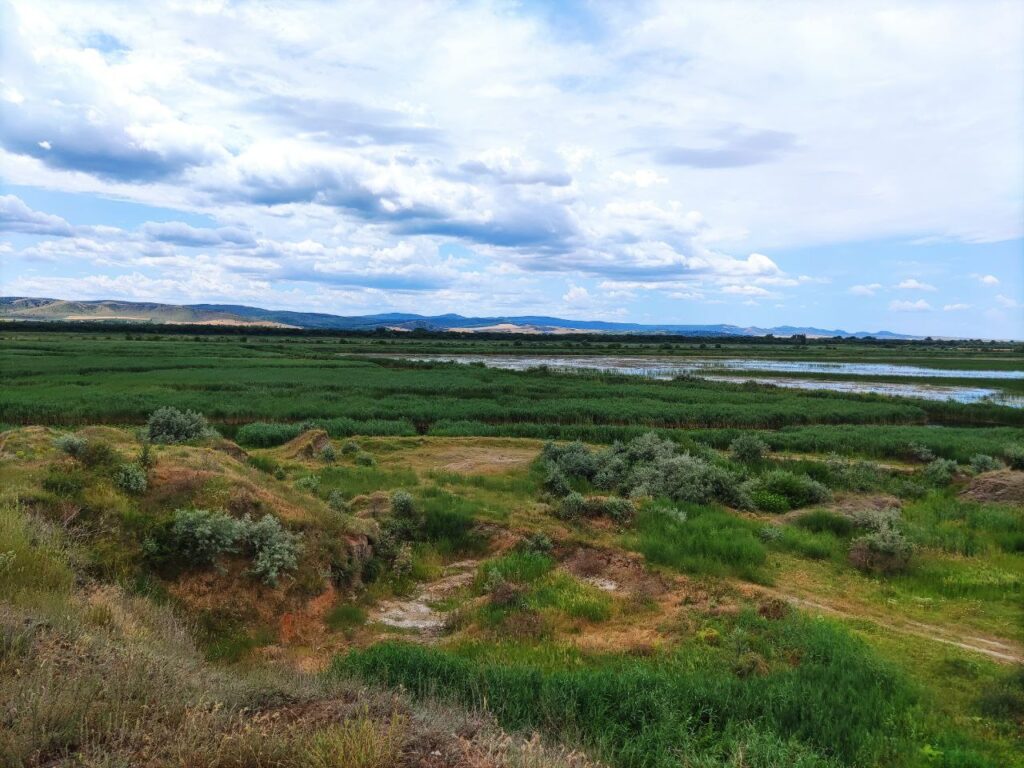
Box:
xmin=889 ymin=299 xmax=931 ymax=312
xmin=722 ymin=285 xmax=771 ymax=297
xmin=0 ymin=0 xmax=1020 ymax=328
xmin=943 ymin=303 xmax=971 ymax=311
xmin=977 ymin=274 xmax=1000 ymax=286
xmin=849 ymin=283 xmax=882 ymax=296
xmin=562 ymin=284 xmax=590 ymax=304
xmin=996 ymin=294 xmax=1020 ymax=309
xmin=897 ymin=279 xmax=936 ymax=291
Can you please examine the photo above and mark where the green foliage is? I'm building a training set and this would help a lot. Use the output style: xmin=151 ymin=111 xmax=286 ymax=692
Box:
xmin=113 ymin=462 xmax=148 ymax=495
xmin=795 ymin=510 xmax=855 ymax=537
xmin=146 ymin=508 xmax=300 ymax=585
xmin=744 ymin=470 xmax=830 ymax=510
xmin=296 ymin=474 xmax=321 ymax=493
xmin=542 ymin=462 xmax=570 ymax=496
xmin=147 ymin=406 xmax=212 ymax=444
xmin=923 ymin=458 xmax=958 ymax=486
xmin=968 ymin=454 xmax=1001 ymax=474
xmin=626 ymin=503 xmax=767 ymax=581
xmin=517 ymin=532 xmax=553 ymax=555
xmin=730 ymin=433 xmax=768 ymax=463
xmin=1003 ymin=443 xmax=1024 ymax=470
xmin=327 ymin=489 xmax=349 ymax=512
xmin=248 ymin=454 xmax=281 ymax=475
xmin=338 ymin=612 xmax=921 ymax=767
xmin=240 ymin=514 xmax=302 ymax=586
xmin=341 ymin=439 xmax=360 ymax=455
xmin=557 ymin=491 xmax=585 ymax=521
xmin=750 ymin=490 xmax=791 ymax=514
xmin=54 ymin=433 xmax=87 ymax=458
xmin=355 ymin=451 xmax=376 ymax=466
xmin=317 ymin=443 xmax=337 ymax=463
xmin=389 ymin=490 xmax=417 ymax=519
xmin=477 ymin=551 xmax=554 ymax=587
xmin=849 ymin=524 xmax=913 ymax=575
xmin=326 ymin=603 xmax=367 ymax=631
xmin=155 ymin=508 xmax=241 ymax=567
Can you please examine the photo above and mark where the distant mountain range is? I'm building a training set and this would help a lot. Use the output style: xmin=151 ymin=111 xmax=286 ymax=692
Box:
xmin=0 ymin=297 xmax=920 ymax=339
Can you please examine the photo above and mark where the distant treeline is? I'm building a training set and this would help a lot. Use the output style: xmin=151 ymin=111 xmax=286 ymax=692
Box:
xmin=0 ymin=319 xmax=1017 ymax=348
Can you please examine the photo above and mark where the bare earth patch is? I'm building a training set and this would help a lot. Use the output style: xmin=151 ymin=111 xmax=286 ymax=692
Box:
xmin=960 ymin=469 xmax=1024 ymax=504
xmin=371 ymin=560 xmax=479 ymax=637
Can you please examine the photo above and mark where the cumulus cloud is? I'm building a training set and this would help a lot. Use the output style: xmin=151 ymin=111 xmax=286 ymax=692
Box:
xmin=0 ymin=195 xmax=73 ymax=236
xmin=976 ymin=274 xmax=1000 ymax=285
xmin=897 ymin=279 xmax=936 ymax=291
xmin=849 ymin=283 xmax=882 ymax=296
xmin=943 ymin=303 xmax=971 ymax=311
xmin=889 ymin=299 xmax=931 ymax=312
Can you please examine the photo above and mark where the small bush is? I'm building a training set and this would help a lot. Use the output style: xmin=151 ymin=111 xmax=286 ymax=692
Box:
xmin=113 ymin=463 xmax=148 ymax=495
xmin=392 ymin=543 xmax=414 ymax=579
xmin=355 ymin=451 xmax=376 ymax=466
xmin=318 ymin=443 xmax=337 ymax=463
xmin=390 ymin=490 xmax=416 ymax=519
xmin=850 ymin=506 xmax=902 ymax=532
xmin=542 ymin=463 xmax=571 ymax=496
xmin=730 ymin=434 xmax=768 ymax=463
xmin=1002 ymin=444 xmax=1024 ymax=470
xmin=750 ymin=490 xmax=790 ymax=514
xmin=604 ymin=496 xmax=635 ymax=524
xmin=745 ymin=470 xmax=829 ymax=510
xmin=558 ymin=492 xmax=586 ymax=521
xmin=341 ymin=439 xmax=360 ymax=455
xmin=159 ymin=508 xmax=241 ymax=566
xmin=906 ymin=442 xmax=935 ymax=463
xmin=849 ymin=519 xmax=913 ymax=574
xmin=327 ymin=489 xmax=349 ymax=512
xmin=968 ymin=454 xmax=1001 ymax=474
xmin=54 ymin=433 xmax=86 ymax=458
xmin=923 ymin=458 xmax=958 ymax=486
xmin=240 ymin=514 xmax=302 ymax=586
xmin=147 ymin=407 xmax=212 ymax=444
xmin=296 ymin=474 xmax=321 ymax=493
xmin=759 ymin=525 xmax=783 ymax=543
xmin=518 ymin=532 xmax=553 ymax=555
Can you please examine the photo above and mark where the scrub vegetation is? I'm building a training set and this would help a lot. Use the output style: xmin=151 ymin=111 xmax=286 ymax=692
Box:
xmin=1 ymin=329 xmax=1022 ymax=767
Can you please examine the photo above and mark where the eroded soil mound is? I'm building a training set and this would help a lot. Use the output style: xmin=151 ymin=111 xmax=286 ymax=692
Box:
xmin=281 ymin=428 xmax=332 ymax=459
xmin=960 ymin=470 xmax=1024 ymax=504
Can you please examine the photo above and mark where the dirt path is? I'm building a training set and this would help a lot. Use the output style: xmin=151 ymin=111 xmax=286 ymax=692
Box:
xmin=370 ymin=560 xmax=478 ymax=637
xmin=747 ymin=584 xmax=1024 ymax=664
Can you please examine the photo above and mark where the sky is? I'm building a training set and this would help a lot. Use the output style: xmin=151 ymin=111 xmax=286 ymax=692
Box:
xmin=0 ymin=0 xmax=1022 ymax=338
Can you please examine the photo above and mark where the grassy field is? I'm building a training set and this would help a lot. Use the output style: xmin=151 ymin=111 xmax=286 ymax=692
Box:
xmin=1 ymin=329 xmax=1022 ymax=767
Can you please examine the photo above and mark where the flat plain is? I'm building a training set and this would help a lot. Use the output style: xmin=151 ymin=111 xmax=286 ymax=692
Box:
xmin=1 ymin=330 xmax=1022 ymax=767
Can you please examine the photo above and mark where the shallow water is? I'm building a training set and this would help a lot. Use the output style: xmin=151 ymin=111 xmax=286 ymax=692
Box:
xmin=382 ymin=354 xmax=1024 ymax=407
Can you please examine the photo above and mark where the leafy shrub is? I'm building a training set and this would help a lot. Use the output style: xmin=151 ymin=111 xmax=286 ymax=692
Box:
xmin=923 ymin=458 xmax=958 ymax=486
xmin=147 ymin=407 xmax=212 ymax=444
xmin=239 ymin=514 xmax=302 ymax=586
xmin=542 ymin=463 xmax=570 ymax=496
xmin=849 ymin=506 xmax=902 ymax=532
xmin=390 ymin=490 xmax=417 ymax=519
xmin=758 ymin=525 xmax=783 ymax=543
xmin=355 ymin=451 xmax=376 ymax=466
xmin=327 ymin=489 xmax=349 ymax=511
xmin=113 ymin=463 xmax=148 ymax=495
xmin=730 ymin=434 xmax=768 ymax=463
xmin=744 ymin=470 xmax=830 ymax=509
xmin=557 ymin=492 xmax=585 ymax=521
xmin=392 ymin=543 xmax=414 ymax=579
xmin=968 ymin=454 xmax=1000 ymax=474
xmin=750 ymin=490 xmax=790 ymax=514
xmin=906 ymin=442 xmax=935 ymax=463
xmin=54 ymin=433 xmax=86 ymax=458
xmin=318 ymin=443 xmax=337 ymax=463
xmin=1003 ymin=443 xmax=1024 ymax=470
xmin=603 ymin=496 xmax=635 ymax=524
xmin=518 ymin=532 xmax=553 ymax=555
xmin=296 ymin=474 xmax=321 ymax=493
xmin=341 ymin=439 xmax=360 ymax=455
xmin=849 ymin=526 xmax=913 ymax=574
xmin=159 ymin=509 xmax=241 ymax=566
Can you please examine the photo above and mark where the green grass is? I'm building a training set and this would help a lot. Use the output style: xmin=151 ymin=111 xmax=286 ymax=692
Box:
xmin=326 ymin=603 xmax=368 ymax=631
xmin=624 ymin=503 xmax=768 ymax=582
xmin=336 ymin=609 xmax=976 ymax=768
